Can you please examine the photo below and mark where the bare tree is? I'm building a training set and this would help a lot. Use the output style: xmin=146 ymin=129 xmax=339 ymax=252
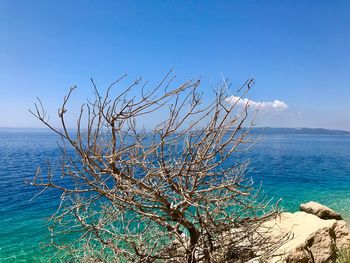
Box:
xmin=30 ymin=71 xmax=277 ymax=262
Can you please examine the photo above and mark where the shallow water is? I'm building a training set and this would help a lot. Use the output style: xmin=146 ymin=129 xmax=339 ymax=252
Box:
xmin=246 ymin=134 xmax=350 ymax=219
xmin=0 ymin=131 xmax=349 ymax=262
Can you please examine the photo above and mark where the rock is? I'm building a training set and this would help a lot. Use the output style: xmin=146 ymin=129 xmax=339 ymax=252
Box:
xmin=262 ymin=212 xmax=336 ymax=262
xmin=300 ymin=201 xmax=343 ymax=220
xmin=259 ymin=210 xmax=350 ymax=262
xmin=334 ymin=220 xmax=350 ymax=249
xmin=305 ymin=226 xmax=337 ymax=262
xmin=246 ymin=257 xmax=262 ymax=263
xmin=285 ymin=247 xmax=311 ymax=263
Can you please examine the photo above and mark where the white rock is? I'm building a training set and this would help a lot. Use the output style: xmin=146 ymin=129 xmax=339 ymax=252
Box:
xmin=300 ymin=201 xmax=343 ymax=220
xmin=260 ymin=211 xmax=350 ymax=262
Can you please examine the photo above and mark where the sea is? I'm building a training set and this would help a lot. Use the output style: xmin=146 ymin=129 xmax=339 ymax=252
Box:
xmin=0 ymin=129 xmax=349 ymax=262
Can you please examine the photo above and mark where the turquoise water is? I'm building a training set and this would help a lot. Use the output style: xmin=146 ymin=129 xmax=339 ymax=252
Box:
xmin=0 ymin=131 xmax=349 ymax=262
xmin=247 ymin=134 xmax=350 ymax=219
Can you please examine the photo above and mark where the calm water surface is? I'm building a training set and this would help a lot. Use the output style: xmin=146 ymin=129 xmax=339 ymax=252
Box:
xmin=0 ymin=131 xmax=349 ymax=262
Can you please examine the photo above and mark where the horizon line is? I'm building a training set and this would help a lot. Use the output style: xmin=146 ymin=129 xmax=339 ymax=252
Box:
xmin=0 ymin=126 xmax=349 ymax=133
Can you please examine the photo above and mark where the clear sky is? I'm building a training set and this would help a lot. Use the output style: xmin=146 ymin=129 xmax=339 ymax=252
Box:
xmin=1 ymin=1 xmax=350 ymax=130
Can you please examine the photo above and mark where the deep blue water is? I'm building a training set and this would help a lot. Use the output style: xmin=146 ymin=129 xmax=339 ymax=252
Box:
xmin=0 ymin=131 xmax=349 ymax=262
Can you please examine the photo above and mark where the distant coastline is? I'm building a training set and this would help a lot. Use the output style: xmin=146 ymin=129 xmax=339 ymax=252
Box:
xmin=251 ymin=127 xmax=350 ymax=135
xmin=1 ymin=127 xmax=350 ymax=135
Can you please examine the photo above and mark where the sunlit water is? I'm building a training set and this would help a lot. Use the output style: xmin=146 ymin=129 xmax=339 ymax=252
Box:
xmin=0 ymin=131 xmax=349 ymax=262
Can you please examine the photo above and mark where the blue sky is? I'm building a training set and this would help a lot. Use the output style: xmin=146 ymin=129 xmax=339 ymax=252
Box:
xmin=1 ymin=1 xmax=350 ymax=130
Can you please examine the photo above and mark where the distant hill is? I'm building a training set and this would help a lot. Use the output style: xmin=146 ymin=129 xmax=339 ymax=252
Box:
xmin=251 ymin=127 xmax=350 ymax=135
xmin=1 ymin=127 xmax=350 ymax=135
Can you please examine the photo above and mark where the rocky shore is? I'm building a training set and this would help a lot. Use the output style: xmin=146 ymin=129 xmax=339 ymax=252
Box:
xmin=250 ymin=201 xmax=350 ymax=263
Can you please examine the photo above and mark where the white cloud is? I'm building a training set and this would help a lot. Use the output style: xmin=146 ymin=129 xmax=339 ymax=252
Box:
xmin=226 ymin=96 xmax=288 ymax=111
